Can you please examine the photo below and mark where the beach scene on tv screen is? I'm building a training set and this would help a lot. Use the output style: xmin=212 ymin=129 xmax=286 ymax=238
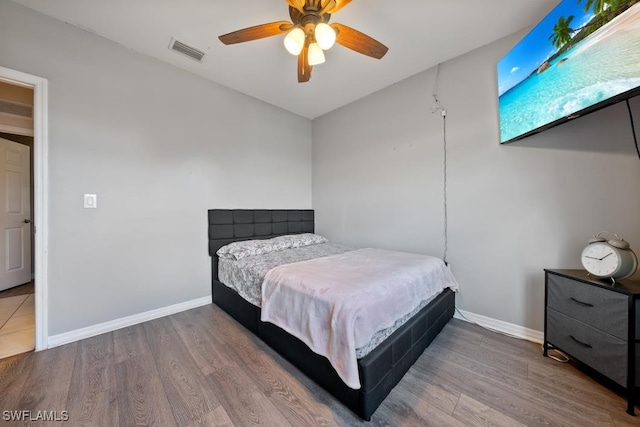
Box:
xmin=498 ymin=0 xmax=640 ymax=143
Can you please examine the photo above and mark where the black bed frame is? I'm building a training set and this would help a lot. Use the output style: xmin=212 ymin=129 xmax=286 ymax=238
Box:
xmin=208 ymin=209 xmax=455 ymax=421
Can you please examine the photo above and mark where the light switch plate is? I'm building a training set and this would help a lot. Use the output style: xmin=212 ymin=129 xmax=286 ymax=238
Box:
xmin=84 ymin=194 xmax=97 ymax=209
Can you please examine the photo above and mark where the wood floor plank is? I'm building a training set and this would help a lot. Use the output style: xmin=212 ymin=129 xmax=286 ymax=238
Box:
xmin=441 ymin=318 xmax=484 ymax=343
xmin=115 ymin=357 xmax=177 ymax=426
xmin=170 ymin=310 xmax=235 ymax=376
xmin=143 ymin=316 xmax=222 ymax=426
xmin=610 ymin=410 xmax=640 ymax=427
xmin=65 ymin=333 xmax=118 ymax=426
xmin=477 ymin=324 xmax=544 ymax=357
xmin=395 ymin=377 xmax=460 ymax=416
xmin=430 ymin=330 xmax=529 ymax=379
xmin=189 ymin=405 xmax=236 ymax=427
xmin=113 ymin=323 xmax=152 ymax=364
xmin=205 ymin=363 xmax=294 ymax=427
xmin=452 ymin=393 xmax=528 ymax=427
xmin=367 ymin=401 xmax=438 ymax=427
xmin=16 ymin=343 xmax=77 ymax=412
xmin=113 ymin=323 xmax=177 ymax=426
xmin=115 ymin=358 xmax=178 ymax=426
xmin=188 ymin=305 xmax=267 ymax=358
xmin=427 ymin=340 xmax=521 ymax=385
xmin=0 ymin=352 xmax=32 ymax=412
xmin=378 ymin=382 xmax=466 ymax=427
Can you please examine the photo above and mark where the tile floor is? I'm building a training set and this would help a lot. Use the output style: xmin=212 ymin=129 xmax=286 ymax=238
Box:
xmin=0 ymin=292 xmax=34 ymax=359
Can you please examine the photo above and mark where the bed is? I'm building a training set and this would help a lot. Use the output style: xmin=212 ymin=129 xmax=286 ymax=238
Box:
xmin=208 ymin=209 xmax=456 ymax=421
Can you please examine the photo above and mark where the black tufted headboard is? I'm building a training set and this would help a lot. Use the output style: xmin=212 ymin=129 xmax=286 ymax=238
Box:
xmin=208 ymin=209 xmax=314 ymax=280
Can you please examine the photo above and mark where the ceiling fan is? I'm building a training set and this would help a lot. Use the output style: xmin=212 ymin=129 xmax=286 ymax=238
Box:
xmin=218 ymin=0 xmax=388 ymax=83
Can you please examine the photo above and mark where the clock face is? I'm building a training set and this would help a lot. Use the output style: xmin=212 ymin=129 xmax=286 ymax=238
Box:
xmin=581 ymin=243 xmax=620 ymax=277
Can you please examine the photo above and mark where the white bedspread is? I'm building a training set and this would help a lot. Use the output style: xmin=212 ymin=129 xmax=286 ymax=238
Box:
xmin=260 ymin=248 xmax=459 ymax=389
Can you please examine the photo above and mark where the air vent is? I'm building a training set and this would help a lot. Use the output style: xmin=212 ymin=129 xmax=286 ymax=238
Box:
xmin=0 ymin=99 xmax=33 ymax=118
xmin=169 ymin=37 xmax=206 ymax=62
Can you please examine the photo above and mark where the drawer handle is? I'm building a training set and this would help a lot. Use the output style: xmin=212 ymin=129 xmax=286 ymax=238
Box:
xmin=569 ymin=335 xmax=593 ymax=349
xmin=569 ymin=297 xmax=594 ymax=308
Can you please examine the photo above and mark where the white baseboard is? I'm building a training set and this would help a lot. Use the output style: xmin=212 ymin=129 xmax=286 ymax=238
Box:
xmin=47 ymin=295 xmax=213 ymax=349
xmin=454 ymin=308 xmax=544 ymax=343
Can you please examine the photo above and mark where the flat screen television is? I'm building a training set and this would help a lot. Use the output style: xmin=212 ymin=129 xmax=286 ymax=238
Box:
xmin=497 ymin=0 xmax=640 ymax=144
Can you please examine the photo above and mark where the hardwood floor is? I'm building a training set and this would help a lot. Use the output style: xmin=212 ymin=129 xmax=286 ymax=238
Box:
xmin=0 ymin=304 xmax=637 ymax=426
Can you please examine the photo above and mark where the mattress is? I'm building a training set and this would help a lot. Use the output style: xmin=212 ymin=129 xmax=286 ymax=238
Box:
xmin=218 ymin=243 xmax=441 ymax=358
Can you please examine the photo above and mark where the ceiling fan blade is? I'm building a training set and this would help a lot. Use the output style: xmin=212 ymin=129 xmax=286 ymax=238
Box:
xmin=219 ymin=21 xmax=293 ymax=45
xmin=331 ymin=23 xmax=388 ymax=59
xmin=286 ymin=0 xmax=305 ymax=13
xmin=298 ymin=45 xmax=312 ymax=82
xmin=327 ymin=0 xmax=352 ymax=14
xmin=318 ymin=0 xmax=336 ymax=14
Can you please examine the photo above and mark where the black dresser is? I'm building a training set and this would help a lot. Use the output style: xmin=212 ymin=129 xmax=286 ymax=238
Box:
xmin=544 ymin=269 xmax=640 ymax=415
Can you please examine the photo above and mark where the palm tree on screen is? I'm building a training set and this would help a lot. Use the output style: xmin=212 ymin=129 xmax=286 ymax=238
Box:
xmin=580 ymin=0 xmax=632 ymax=14
xmin=580 ymin=0 xmax=607 ymax=13
xmin=549 ymin=15 xmax=575 ymax=48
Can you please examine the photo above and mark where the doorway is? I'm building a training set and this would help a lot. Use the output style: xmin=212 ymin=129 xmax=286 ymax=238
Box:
xmin=0 ymin=136 xmax=33 ymax=358
xmin=0 ymin=66 xmax=49 ymax=353
xmin=0 ymin=82 xmax=34 ymax=358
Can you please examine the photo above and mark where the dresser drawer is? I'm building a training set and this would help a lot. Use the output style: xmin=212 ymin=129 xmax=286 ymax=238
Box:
xmin=547 ymin=308 xmax=627 ymax=386
xmin=547 ymin=273 xmax=628 ymax=340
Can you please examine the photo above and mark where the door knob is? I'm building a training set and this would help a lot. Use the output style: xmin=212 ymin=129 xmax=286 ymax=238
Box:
xmin=23 ymin=219 xmax=31 ymax=224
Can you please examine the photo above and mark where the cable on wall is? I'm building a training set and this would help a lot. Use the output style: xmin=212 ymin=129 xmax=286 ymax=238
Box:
xmin=441 ymin=112 xmax=448 ymax=263
xmin=625 ymin=99 xmax=640 ymax=160
xmin=431 ymin=63 xmax=448 ymax=263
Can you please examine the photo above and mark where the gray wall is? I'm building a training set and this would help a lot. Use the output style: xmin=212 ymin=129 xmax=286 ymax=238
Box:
xmin=313 ymin=31 xmax=640 ymax=332
xmin=0 ymin=0 xmax=312 ymax=335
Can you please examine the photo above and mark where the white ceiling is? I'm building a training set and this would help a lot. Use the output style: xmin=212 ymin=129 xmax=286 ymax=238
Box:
xmin=13 ymin=0 xmax=559 ymax=119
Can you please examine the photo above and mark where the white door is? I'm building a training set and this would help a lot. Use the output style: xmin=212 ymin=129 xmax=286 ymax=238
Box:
xmin=0 ymin=137 xmax=31 ymax=291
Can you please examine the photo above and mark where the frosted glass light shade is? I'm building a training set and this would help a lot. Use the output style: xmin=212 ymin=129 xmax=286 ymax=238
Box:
xmin=284 ymin=28 xmax=305 ymax=55
xmin=315 ymin=23 xmax=336 ymax=50
xmin=308 ymin=43 xmax=325 ymax=65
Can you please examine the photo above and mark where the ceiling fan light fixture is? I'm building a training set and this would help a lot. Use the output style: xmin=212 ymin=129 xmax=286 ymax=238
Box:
xmin=308 ymin=42 xmax=326 ymax=65
xmin=284 ymin=27 xmax=305 ymax=55
xmin=315 ymin=23 xmax=336 ymax=50
xmin=219 ymin=0 xmax=388 ymax=83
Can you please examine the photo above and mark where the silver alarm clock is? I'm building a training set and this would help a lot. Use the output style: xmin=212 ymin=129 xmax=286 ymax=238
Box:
xmin=581 ymin=232 xmax=638 ymax=280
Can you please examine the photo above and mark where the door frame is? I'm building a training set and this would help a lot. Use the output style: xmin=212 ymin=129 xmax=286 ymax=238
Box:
xmin=0 ymin=66 xmax=49 ymax=351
